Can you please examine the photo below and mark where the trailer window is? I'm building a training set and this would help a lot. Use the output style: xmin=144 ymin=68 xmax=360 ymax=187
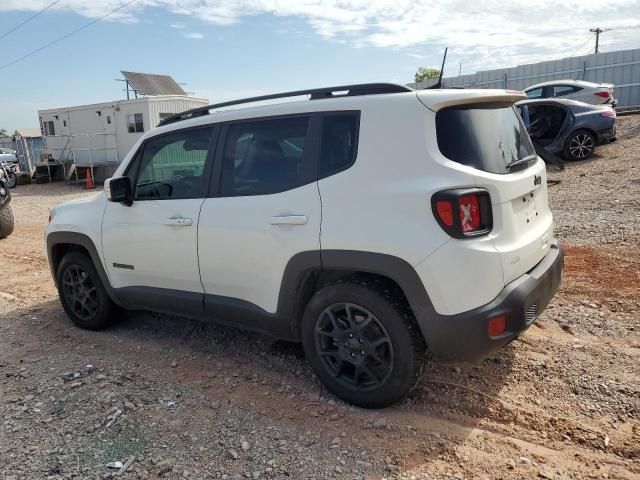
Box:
xmin=43 ymin=121 xmax=55 ymax=136
xmin=127 ymin=113 xmax=144 ymax=133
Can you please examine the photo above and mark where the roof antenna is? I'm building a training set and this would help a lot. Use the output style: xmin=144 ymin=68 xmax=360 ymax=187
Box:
xmin=426 ymin=47 xmax=448 ymax=89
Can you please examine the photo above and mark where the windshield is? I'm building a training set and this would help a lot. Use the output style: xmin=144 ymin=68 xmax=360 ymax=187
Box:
xmin=436 ymin=104 xmax=536 ymax=174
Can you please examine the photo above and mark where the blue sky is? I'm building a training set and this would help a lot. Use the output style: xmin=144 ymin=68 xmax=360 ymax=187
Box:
xmin=1 ymin=0 xmax=639 ymax=131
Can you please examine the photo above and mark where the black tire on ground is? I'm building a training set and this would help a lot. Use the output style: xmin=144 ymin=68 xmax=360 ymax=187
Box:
xmin=301 ymin=280 xmax=426 ymax=408
xmin=56 ymin=251 xmax=120 ymax=330
xmin=0 ymin=206 xmax=15 ymax=238
xmin=6 ymin=172 xmax=17 ymax=189
xmin=564 ymin=129 xmax=596 ymax=161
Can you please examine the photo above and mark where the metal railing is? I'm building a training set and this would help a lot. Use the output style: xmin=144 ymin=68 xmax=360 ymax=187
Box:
xmin=34 ymin=133 xmax=118 ymax=183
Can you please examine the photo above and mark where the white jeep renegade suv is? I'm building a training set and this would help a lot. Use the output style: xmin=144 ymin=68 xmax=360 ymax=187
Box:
xmin=46 ymin=84 xmax=563 ymax=408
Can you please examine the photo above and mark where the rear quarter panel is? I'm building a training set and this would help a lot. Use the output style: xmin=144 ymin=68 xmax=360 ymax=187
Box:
xmin=318 ymin=94 xmax=506 ymax=315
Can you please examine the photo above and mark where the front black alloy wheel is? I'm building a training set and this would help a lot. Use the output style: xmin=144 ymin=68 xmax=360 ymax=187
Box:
xmin=56 ymin=252 xmax=119 ymax=330
xmin=61 ymin=264 xmax=99 ymax=322
xmin=315 ymin=303 xmax=394 ymax=391
xmin=302 ymin=281 xmax=425 ymax=408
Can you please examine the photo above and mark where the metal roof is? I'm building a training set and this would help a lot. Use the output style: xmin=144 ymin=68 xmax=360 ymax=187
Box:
xmin=120 ymin=71 xmax=186 ymax=96
xmin=14 ymin=128 xmax=41 ymax=138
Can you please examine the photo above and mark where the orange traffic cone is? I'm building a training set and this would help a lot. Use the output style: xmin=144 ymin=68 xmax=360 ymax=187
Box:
xmin=84 ymin=168 xmax=95 ymax=190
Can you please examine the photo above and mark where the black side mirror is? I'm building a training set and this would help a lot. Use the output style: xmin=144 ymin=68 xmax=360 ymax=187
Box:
xmin=108 ymin=177 xmax=133 ymax=206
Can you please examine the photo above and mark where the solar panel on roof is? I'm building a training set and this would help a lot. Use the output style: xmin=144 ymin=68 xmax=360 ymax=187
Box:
xmin=120 ymin=71 xmax=186 ymax=96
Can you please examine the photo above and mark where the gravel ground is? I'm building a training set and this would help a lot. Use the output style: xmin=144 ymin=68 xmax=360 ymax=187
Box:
xmin=0 ymin=116 xmax=638 ymax=480
xmin=548 ymin=115 xmax=640 ymax=245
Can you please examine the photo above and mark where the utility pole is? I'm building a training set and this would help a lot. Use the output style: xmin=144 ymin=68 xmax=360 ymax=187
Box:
xmin=590 ymin=28 xmax=603 ymax=54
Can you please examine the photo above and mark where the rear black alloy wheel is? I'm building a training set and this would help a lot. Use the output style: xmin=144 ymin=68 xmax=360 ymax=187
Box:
xmin=315 ymin=303 xmax=394 ymax=391
xmin=565 ymin=130 xmax=595 ymax=160
xmin=302 ymin=281 xmax=425 ymax=408
xmin=61 ymin=265 xmax=99 ymax=322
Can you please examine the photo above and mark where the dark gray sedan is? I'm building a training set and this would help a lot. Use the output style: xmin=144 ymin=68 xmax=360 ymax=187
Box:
xmin=516 ymin=98 xmax=616 ymax=161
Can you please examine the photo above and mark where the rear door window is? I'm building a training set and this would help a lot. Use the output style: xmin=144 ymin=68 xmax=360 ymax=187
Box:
xmin=436 ymin=104 xmax=536 ymax=174
xmin=220 ymin=116 xmax=310 ymax=196
xmin=553 ymin=85 xmax=575 ymax=97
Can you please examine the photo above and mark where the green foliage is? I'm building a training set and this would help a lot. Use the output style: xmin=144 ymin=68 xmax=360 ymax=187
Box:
xmin=414 ymin=67 xmax=441 ymax=83
xmin=0 ymin=128 xmax=7 ymax=136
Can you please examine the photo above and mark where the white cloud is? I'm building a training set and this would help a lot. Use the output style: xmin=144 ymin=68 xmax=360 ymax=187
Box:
xmin=183 ymin=32 xmax=204 ymax=39
xmin=170 ymin=22 xmax=186 ymax=29
xmin=1 ymin=0 xmax=639 ymax=71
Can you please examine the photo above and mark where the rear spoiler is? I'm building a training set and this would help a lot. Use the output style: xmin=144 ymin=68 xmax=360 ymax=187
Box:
xmin=417 ymin=89 xmax=527 ymax=112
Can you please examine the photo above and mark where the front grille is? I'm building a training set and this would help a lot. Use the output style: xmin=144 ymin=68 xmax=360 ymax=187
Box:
xmin=525 ymin=304 xmax=538 ymax=324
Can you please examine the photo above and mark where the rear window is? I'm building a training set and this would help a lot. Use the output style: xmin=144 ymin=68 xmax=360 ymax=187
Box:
xmin=436 ymin=104 xmax=536 ymax=174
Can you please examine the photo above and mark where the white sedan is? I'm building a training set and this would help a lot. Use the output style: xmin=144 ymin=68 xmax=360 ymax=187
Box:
xmin=524 ymin=80 xmax=616 ymax=107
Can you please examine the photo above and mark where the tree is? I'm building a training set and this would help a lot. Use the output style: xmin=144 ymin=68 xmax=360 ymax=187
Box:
xmin=0 ymin=128 xmax=7 ymax=136
xmin=414 ymin=67 xmax=441 ymax=83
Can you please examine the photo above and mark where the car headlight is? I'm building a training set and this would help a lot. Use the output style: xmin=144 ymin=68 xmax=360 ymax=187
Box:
xmin=0 ymin=187 xmax=6 ymax=197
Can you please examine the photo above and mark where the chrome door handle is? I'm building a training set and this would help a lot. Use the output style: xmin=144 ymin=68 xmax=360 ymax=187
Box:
xmin=270 ymin=215 xmax=308 ymax=225
xmin=165 ymin=217 xmax=193 ymax=226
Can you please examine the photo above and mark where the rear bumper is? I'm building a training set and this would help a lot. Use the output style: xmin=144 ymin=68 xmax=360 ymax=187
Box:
xmin=597 ymin=125 xmax=617 ymax=144
xmin=419 ymin=240 xmax=563 ymax=362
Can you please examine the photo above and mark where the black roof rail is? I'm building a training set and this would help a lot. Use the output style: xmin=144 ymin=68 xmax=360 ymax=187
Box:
xmin=158 ymin=83 xmax=413 ymax=127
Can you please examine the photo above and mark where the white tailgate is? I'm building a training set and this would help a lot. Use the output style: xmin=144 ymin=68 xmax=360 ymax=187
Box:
xmin=474 ymin=158 xmax=554 ymax=285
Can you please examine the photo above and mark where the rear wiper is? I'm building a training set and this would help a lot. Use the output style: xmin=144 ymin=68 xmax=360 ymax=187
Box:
xmin=505 ymin=154 xmax=536 ymax=170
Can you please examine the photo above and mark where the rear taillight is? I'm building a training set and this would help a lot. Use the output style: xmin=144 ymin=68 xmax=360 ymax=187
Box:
xmin=459 ymin=195 xmax=481 ymax=233
xmin=600 ymin=109 xmax=616 ymax=118
xmin=435 ymin=201 xmax=454 ymax=226
xmin=594 ymin=91 xmax=610 ymax=99
xmin=432 ymin=188 xmax=492 ymax=239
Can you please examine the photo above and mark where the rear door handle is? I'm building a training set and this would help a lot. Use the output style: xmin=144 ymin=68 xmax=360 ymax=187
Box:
xmin=165 ymin=217 xmax=193 ymax=226
xmin=270 ymin=215 xmax=308 ymax=225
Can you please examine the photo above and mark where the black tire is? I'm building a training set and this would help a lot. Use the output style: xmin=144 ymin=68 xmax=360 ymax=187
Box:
xmin=6 ymin=172 xmax=17 ymax=189
xmin=56 ymin=251 xmax=119 ymax=330
xmin=564 ymin=129 xmax=596 ymax=161
xmin=301 ymin=280 xmax=426 ymax=408
xmin=0 ymin=206 xmax=14 ymax=239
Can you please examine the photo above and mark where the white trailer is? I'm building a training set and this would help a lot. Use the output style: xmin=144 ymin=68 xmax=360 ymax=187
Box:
xmin=37 ymin=95 xmax=208 ymax=182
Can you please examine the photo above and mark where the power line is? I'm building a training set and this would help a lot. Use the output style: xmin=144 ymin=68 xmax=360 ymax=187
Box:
xmin=603 ymin=24 xmax=640 ymax=32
xmin=589 ymin=25 xmax=640 ymax=54
xmin=599 ymin=40 xmax=640 ymax=51
xmin=0 ymin=0 xmax=138 ymax=72
xmin=0 ymin=0 xmax=62 ymax=41
xmin=567 ymin=35 xmax=594 ymax=57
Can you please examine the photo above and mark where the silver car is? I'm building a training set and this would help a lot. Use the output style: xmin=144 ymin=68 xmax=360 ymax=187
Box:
xmin=524 ymin=80 xmax=616 ymax=107
xmin=0 ymin=148 xmax=17 ymax=163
